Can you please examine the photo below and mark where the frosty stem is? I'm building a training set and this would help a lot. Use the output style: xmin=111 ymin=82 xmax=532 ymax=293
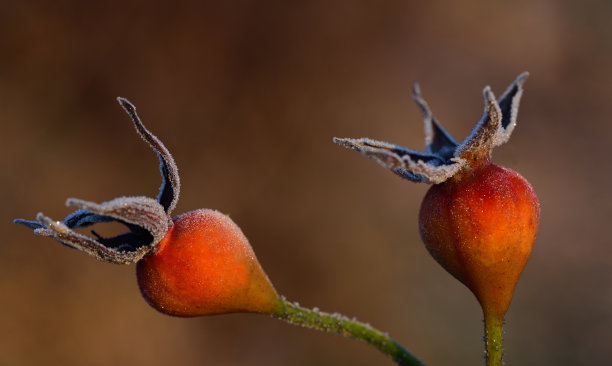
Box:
xmin=272 ymin=298 xmax=424 ymax=366
xmin=484 ymin=314 xmax=503 ymax=366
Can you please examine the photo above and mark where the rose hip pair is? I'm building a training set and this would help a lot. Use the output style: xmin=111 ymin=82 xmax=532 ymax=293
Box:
xmin=15 ymin=73 xmax=539 ymax=366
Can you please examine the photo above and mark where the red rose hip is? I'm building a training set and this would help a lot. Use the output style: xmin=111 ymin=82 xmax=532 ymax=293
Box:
xmin=419 ymin=162 xmax=539 ymax=319
xmin=334 ymin=73 xmax=539 ymax=365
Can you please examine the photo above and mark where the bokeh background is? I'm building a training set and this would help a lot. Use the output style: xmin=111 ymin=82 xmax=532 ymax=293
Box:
xmin=1 ymin=1 xmax=611 ymax=365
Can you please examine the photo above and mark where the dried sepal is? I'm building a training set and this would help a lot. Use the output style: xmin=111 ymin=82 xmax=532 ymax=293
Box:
xmin=455 ymin=87 xmax=501 ymax=161
xmin=14 ymin=196 xmax=167 ymax=264
xmin=14 ymin=99 xmax=178 ymax=265
xmin=332 ymin=137 xmax=466 ymax=184
xmin=63 ymin=209 xmax=116 ymax=228
xmin=494 ymin=72 xmax=528 ymax=147
xmin=66 ymin=197 xmax=169 ymax=245
xmin=14 ymin=209 xmax=114 ymax=232
xmin=117 ymin=97 xmax=180 ymax=216
xmin=334 ymin=73 xmax=528 ymax=184
xmin=412 ymin=83 xmax=458 ymax=160
xmin=29 ymin=212 xmax=151 ymax=264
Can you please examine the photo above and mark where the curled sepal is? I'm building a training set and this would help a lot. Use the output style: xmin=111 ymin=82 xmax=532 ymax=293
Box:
xmin=332 ymin=137 xmax=466 ymax=184
xmin=14 ymin=98 xmax=178 ymax=265
xmin=14 ymin=197 xmax=168 ymax=264
xmin=16 ymin=213 xmax=150 ymax=265
xmin=412 ymin=83 xmax=458 ymax=161
xmin=494 ymin=72 xmax=529 ymax=147
xmin=117 ymin=97 xmax=180 ymax=216
xmin=455 ymin=87 xmax=502 ymax=162
xmin=66 ymin=197 xmax=169 ymax=245
xmin=333 ymin=73 xmax=528 ymax=185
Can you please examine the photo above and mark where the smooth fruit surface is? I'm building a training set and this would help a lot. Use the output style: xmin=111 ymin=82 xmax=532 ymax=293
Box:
xmin=137 ymin=209 xmax=281 ymax=317
xmin=419 ymin=162 xmax=539 ymax=318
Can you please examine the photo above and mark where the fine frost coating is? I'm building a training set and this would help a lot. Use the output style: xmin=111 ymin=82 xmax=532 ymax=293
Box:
xmin=333 ymin=73 xmax=529 ymax=184
xmin=455 ymin=87 xmax=502 ymax=158
xmin=412 ymin=83 xmax=458 ymax=160
xmin=117 ymin=97 xmax=180 ymax=215
xmin=494 ymin=72 xmax=528 ymax=147
xmin=14 ymin=98 xmax=179 ymax=264
xmin=172 ymin=209 xmax=256 ymax=262
xmin=65 ymin=197 xmax=169 ymax=245
xmin=332 ymin=137 xmax=465 ymax=184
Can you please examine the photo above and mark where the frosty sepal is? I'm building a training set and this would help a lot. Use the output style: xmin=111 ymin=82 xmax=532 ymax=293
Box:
xmin=494 ymin=72 xmax=528 ymax=147
xmin=412 ymin=83 xmax=458 ymax=160
xmin=22 ymin=211 xmax=153 ymax=264
xmin=15 ymin=196 xmax=168 ymax=266
xmin=334 ymin=73 xmax=528 ymax=184
xmin=332 ymin=137 xmax=465 ymax=184
xmin=455 ymin=87 xmax=502 ymax=160
xmin=14 ymin=98 xmax=179 ymax=264
xmin=117 ymin=98 xmax=180 ymax=215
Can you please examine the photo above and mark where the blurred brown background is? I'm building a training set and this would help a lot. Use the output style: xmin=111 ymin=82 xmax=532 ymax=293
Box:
xmin=1 ymin=1 xmax=611 ymax=365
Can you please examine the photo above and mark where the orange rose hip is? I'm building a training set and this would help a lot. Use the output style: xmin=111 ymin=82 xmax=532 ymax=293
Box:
xmin=137 ymin=209 xmax=281 ymax=317
xmin=14 ymin=98 xmax=281 ymax=317
xmin=419 ymin=163 xmax=539 ymax=318
xmin=334 ymin=73 xmax=539 ymax=365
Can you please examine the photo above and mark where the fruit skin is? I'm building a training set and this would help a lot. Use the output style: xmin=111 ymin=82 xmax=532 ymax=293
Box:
xmin=137 ymin=209 xmax=282 ymax=317
xmin=418 ymin=161 xmax=539 ymax=318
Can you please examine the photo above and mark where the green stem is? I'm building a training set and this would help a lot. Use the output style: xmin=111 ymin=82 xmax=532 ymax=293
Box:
xmin=272 ymin=298 xmax=424 ymax=366
xmin=484 ymin=314 xmax=503 ymax=366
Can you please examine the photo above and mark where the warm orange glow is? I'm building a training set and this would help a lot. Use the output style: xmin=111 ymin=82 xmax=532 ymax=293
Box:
xmin=137 ymin=209 xmax=281 ymax=317
xmin=419 ymin=163 xmax=540 ymax=318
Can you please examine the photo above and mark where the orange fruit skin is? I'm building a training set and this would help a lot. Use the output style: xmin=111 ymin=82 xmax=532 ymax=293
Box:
xmin=137 ymin=209 xmax=281 ymax=317
xmin=419 ymin=162 xmax=539 ymax=318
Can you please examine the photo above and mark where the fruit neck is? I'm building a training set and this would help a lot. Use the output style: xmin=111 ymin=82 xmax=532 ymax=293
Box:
xmin=469 ymin=156 xmax=492 ymax=169
xmin=449 ymin=157 xmax=492 ymax=183
xmin=483 ymin=313 xmax=504 ymax=366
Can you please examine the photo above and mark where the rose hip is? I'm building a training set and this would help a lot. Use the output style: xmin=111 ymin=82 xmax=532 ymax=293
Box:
xmin=419 ymin=163 xmax=539 ymax=319
xmin=334 ymin=73 xmax=539 ymax=365
xmin=137 ymin=209 xmax=281 ymax=317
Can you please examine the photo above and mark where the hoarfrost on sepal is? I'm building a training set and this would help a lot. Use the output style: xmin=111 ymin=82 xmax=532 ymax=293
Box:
xmin=455 ymin=86 xmax=501 ymax=159
xmin=117 ymin=97 xmax=180 ymax=216
xmin=494 ymin=72 xmax=528 ymax=147
xmin=333 ymin=137 xmax=465 ymax=183
xmin=14 ymin=98 xmax=180 ymax=265
xmin=412 ymin=83 xmax=458 ymax=160
xmin=334 ymin=73 xmax=529 ymax=184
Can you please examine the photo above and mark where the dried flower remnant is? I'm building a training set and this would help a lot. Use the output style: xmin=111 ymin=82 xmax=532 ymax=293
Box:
xmin=334 ymin=73 xmax=528 ymax=184
xmin=334 ymin=73 xmax=540 ymax=366
xmin=15 ymin=99 xmax=180 ymax=264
